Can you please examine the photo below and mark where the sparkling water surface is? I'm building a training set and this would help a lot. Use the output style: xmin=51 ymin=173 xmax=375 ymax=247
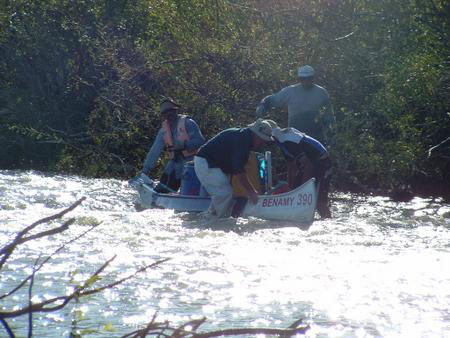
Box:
xmin=1 ymin=170 xmax=449 ymax=337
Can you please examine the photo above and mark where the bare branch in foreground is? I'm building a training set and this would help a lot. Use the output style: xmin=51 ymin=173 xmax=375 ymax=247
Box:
xmin=0 ymin=197 xmax=309 ymax=337
xmin=0 ymin=197 xmax=86 ymax=270
xmin=121 ymin=315 xmax=309 ymax=338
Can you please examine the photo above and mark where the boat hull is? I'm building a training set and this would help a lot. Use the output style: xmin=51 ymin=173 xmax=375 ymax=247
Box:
xmin=241 ymin=179 xmax=317 ymax=223
xmin=133 ymin=176 xmax=317 ymax=224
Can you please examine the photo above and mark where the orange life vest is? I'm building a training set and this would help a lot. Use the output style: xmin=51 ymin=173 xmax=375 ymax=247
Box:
xmin=162 ymin=115 xmax=197 ymax=159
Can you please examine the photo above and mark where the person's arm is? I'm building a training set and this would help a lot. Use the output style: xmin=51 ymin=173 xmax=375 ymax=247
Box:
xmin=183 ymin=118 xmax=206 ymax=151
xmin=256 ymin=86 xmax=291 ymax=117
xmin=142 ymin=129 xmax=165 ymax=174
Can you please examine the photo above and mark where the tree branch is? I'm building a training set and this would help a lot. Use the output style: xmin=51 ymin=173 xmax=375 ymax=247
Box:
xmin=428 ymin=136 xmax=450 ymax=158
xmin=0 ymin=197 xmax=86 ymax=270
xmin=0 ymin=222 xmax=100 ymax=300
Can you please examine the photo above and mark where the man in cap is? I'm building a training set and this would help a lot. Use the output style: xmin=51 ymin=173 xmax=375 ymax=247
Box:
xmin=269 ymin=121 xmax=332 ymax=218
xmin=194 ymin=119 xmax=273 ymax=218
xmin=256 ymin=65 xmax=334 ymax=146
xmin=141 ymin=98 xmax=205 ymax=192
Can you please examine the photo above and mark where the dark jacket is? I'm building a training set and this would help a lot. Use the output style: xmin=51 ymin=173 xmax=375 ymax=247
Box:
xmin=196 ymin=128 xmax=253 ymax=175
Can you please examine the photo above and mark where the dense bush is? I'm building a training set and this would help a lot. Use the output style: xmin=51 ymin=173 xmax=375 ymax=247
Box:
xmin=1 ymin=0 xmax=448 ymax=197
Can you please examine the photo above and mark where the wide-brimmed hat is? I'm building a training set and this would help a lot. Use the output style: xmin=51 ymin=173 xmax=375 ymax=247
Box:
xmin=248 ymin=118 xmax=274 ymax=142
xmin=160 ymin=98 xmax=180 ymax=114
xmin=298 ymin=65 xmax=315 ymax=78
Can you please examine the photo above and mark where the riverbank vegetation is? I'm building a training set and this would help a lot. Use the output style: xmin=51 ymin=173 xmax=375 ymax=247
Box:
xmin=0 ymin=0 xmax=448 ymax=200
xmin=0 ymin=198 xmax=309 ymax=337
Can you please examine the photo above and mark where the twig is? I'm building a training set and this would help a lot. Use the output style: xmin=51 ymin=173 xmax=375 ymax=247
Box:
xmin=0 ymin=318 xmax=14 ymax=338
xmin=27 ymin=259 xmax=40 ymax=338
xmin=288 ymin=318 xmax=304 ymax=328
xmin=192 ymin=326 xmax=309 ymax=337
xmin=428 ymin=136 xmax=450 ymax=157
xmin=0 ymin=197 xmax=86 ymax=270
xmin=332 ymin=30 xmax=356 ymax=41
xmin=0 ymin=257 xmax=169 ymax=318
xmin=0 ymin=222 xmax=100 ymax=300
xmin=80 ymin=258 xmax=171 ymax=297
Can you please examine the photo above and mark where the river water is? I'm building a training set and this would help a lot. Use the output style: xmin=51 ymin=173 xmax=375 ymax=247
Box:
xmin=1 ymin=170 xmax=449 ymax=337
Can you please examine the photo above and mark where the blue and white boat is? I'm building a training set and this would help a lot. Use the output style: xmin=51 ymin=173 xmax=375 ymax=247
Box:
xmin=130 ymin=152 xmax=318 ymax=224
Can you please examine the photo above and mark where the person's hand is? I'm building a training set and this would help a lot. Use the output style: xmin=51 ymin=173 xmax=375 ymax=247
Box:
xmin=248 ymin=190 xmax=258 ymax=205
xmin=173 ymin=139 xmax=185 ymax=150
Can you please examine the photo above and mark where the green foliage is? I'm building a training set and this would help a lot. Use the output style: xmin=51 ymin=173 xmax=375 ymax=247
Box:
xmin=1 ymin=0 xmax=449 ymax=195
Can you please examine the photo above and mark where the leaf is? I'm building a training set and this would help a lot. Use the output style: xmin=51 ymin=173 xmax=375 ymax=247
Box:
xmin=104 ymin=322 xmax=116 ymax=332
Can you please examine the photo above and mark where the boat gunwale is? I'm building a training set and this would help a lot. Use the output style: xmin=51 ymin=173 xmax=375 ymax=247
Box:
xmin=144 ymin=177 xmax=316 ymax=201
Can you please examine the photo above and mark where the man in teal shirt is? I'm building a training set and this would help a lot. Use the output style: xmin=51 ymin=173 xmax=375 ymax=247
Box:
xmin=256 ymin=65 xmax=335 ymax=145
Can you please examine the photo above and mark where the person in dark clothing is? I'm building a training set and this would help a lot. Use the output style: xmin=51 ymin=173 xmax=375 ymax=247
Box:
xmin=271 ymin=125 xmax=332 ymax=218
xmin=194 ymin=119 xmax=273 ymax=217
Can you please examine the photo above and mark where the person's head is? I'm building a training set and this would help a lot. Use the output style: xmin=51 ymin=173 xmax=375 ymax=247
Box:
xmin=248 ymin=119 xmax=274 ymax=151
xmin=263 ymin=119 xmax=285 ymax=144
xmin=160 ymin=98 xmax=180 ymax=124
xmin=298 ymin=65 xmax=315 ymax=90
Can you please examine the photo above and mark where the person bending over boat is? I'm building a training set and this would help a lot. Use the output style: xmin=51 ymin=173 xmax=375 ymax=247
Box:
xmin=194 ymin=119 xmax=274 ymax=218
xmin=141 ymin=98 xmax=205 ymax=192
xmin=270 ymin=123 xmax=332 ymax=219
